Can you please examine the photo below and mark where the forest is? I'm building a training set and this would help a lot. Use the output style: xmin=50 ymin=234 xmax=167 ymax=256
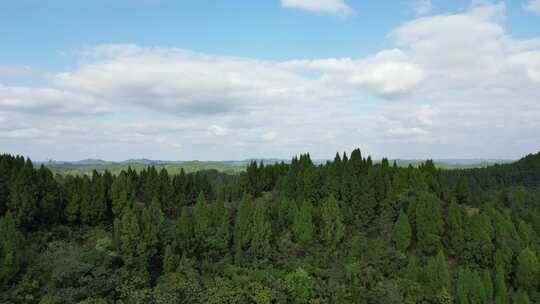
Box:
xmin=0 ymin=149 xmax=539 ymax=303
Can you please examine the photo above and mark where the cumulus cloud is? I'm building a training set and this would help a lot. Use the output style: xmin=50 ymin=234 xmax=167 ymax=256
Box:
xmin=2 ymin=1 xmax=540 ymax=160
xmin=525 ymin=0 xmax=540 ymax=14
xmin=413 ymin=0 xmax=434 ymax=15
xmin=0 ymin=85 xmax=109 ymax=116
xmin=281 ymin=0 xmax=355 ymax=16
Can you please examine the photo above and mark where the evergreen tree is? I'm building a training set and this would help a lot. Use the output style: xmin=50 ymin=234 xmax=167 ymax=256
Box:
xmin=140 ymin=197 xmax=165 ymax=265
xmin=391 ymin=209 xmax=412 ymax=252
xmin=455 ymin=268 xmax=470 ymax=304
xmin=469 ymin=269 xmax=486 ymax=304
xmin=111 ymin=172 xmax=130 ymax=217
xmin=193 ymin=192 xmax=211 ymax=254
xmin=481 ymin=269 xmax=493 ymax=303
xmin=64 ymin=176 xmax=81 ymax=224
xmin=446 ymin=201 xmax=465 ymax=257
xmin=494 ymin=266 xmax=508 ymax=304
xmin=233 ymin=195 xmax=253 ymax=263
xmin=292 ymin=200 xmax=314 ymax=246
xmin=36 ymin=166 xmax=63 ymax=226
xmin=250 ymin=200 xmax=272 ymax=261
xmin=116 ymin=205 xmax=142 ymax=267
xmin=0 ymin=212 xmax=21 ymax=285
xmin=163 ymin=244 xmax=178 ymax=274
xmin=463 ymin=213 xmax=494 ymax=267
xmin=209 ymin=201 xmax=231 ymax=259
xmin=278 ymin=197 xmax=298 ymax=229
xmin=516 ymin=248 xmax=538 ymax=293
xmin=176 ymin=207 xmax=195 ymax=256
xmin=157 ymin=168 xmax=175 ymax=217
xmin=285 ymin=268 xmax=315 ymax=304
xmin=426 ymin=250 xmax=450 ymax=293
xmin=514 ymin=290 xmax=531 ymax=304
xmin=415 ymin=193 xmax=444 ymax=255
xmin=320 ymin=195 xmax=345 ymax=255
xmin=8 ymin=160 xmax=38 ymax=229
xmin=454 ymin=177 xmax=471 ymax=204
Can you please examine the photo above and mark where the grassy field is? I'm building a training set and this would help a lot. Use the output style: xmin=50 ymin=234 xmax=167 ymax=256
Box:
xmin=43 ymin=158 xmax=513 ymax=176
xmin=45 ymin=161 xmax=245 ymax=176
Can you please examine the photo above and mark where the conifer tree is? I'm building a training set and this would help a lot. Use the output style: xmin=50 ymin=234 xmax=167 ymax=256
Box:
xmin=278 ymin=197 xmax=298 ymax=229
xmin=111 ymin=172 xmax=129 ymax=217
xmin=494 ymin=266 xmax=508 ymax=304
xmin=210 ymin=203 xmax=231 ymax=259
xmin=8 ymin=160 xmax=38 ymax=228
xmin=176 ymin=206 xmax=195 ymax=256
xmin=250 ymin=200 xmax=272 ymax=261
xmin=427 ymin=250 xmax=450 ymax=293
xmin=193 ymin=192 xmax=211 ymax=254
xmin=293 ymin=200 xmax=314 ymax=246
xmin=320 ymin=195 xmax=345 ymax=253
xmin=0 ymin=157 xmax=9 ymax=217
xmin=157 ymin=168 xmax=174 ymax=216
xmin=0 ymin=212 xmax=21 ymax=285
xmin=514 ymin=290 xmax=531 ymax=304
xmin=140 ymin=197 xmax=165 ymax=263
xmin=455 ymin=268 xmax=470 ymax=304
xmin=163 ymin=244 xmax=178 ymax=274
xmin=116 ymin=205 xmax=142 ymax=268
xmin=516 ymin=248 xmax=538 ymax=293
xmin=481 ymin=269 xmax=493 ymax=303
xmin=64 ymin=177 xmax=81 ymax=223
xmin=469 ymin=270 xmax=486 ymax=304
xmin=233 ymin=195 xmax=252 ymax=263
xmin=285 ymin=268 xmax=315 ymax=304
xmin=79 ymin=175 xmax=94 ymax=225
xmin=415 ymin=193 xmax=444 ymax=255
xmin=391 ymin=209 xmax=412 ymax=252
xmin=36 ymin=166 xmax=63 ymax=226
xmin=454 ymin=177 xmax=471 ymax=204
xmin=446 ymin=201 xmax=465 ymax=257
xmin=463 ymin=213 xmax=494 ymax=267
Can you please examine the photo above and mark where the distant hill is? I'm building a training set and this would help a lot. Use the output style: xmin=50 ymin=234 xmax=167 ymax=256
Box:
xmin=44 ymin=160 xmax=244 ymax=176
xmin=41 ymin=156 xmax=515 ymax=176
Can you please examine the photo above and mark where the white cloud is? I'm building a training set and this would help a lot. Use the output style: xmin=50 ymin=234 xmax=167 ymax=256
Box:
xmin=0 ymin=85 xmax=109 ymax=115
xmin=2 ymin=1 xmax=540 ymax=160
xmin=414 ymin=0 xmax=434 ymax=15
xmin=208 ymin=125 xmax=228 ymax=136
xmin=281 ymin=0 xmax=355 ymax=16
xmin=525 ymin=0 xmax=540 ymax=14
xmin=261 ymin=131 xmax=278 ymax=141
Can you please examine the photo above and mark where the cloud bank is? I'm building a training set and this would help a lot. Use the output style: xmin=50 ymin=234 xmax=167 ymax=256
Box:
xmin=1 ymin=2 xmax=539 ymax=160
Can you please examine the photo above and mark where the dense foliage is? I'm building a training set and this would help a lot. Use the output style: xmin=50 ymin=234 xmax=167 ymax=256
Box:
xmin=0 ymin=149 xmax=539 ymax=303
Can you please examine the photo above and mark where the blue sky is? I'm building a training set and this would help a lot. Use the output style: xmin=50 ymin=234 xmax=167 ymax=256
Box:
xmin=3 ymin=0 xmax=538 ymax=68
xmin=1 ymin=0 xmax=540 ymax=161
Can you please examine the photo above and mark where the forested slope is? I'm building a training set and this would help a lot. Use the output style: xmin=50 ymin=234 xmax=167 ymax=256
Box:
xmin=0 ymin=149 xmax=539 ymax=303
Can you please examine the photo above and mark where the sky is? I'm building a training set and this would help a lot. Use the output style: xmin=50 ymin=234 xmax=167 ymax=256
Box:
xmin=1 ymin=0 xmax=540 ymax=161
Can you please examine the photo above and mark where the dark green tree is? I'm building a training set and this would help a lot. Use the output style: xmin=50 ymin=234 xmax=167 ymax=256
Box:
xmin=415 ymin=193 xmax=443 ymax=255
xmin=320 ymin=195 xmax=345 ymax=251
xmin=494 ymin=266 xmax=508 ymax=304
xmin=516 ymin=248 xmax=538 ymax=293
xmin=292 ymin=200 xmax=314 ymax=247
xmin=250 ymin=200 xmax=272 ymax=261
xmin=8 ymin=160 xmax=38 ymax=229
xmin=391 ymin=209 xmax=412 ymax=252
xmin=233 ymin=195 xmax=253 ymax=263
xmin=0 ymin=212 xmax=21 ymax=286
xmin=285 ymin=268 xmax=316 ymax=304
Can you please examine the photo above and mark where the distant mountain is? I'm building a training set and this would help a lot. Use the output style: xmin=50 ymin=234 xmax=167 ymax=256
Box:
xmin=39 ymin=157 xmax=514 ymax=171
xmin=71 ymin=159 xmax=110 ymax=165
xmin=121 ymin=158 xmax=179 ymax=165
